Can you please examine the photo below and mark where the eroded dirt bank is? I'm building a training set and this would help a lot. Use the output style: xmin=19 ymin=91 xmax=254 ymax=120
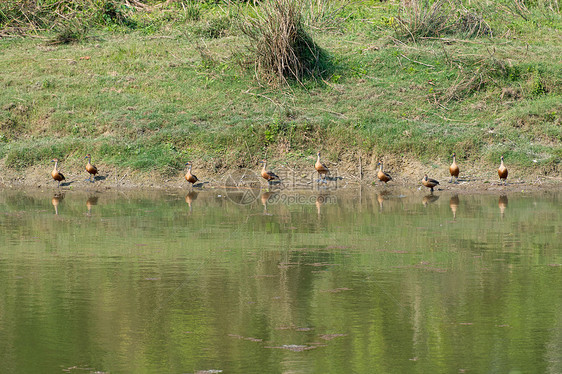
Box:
xmin=1 ymin=157 xmax=560 ymax=194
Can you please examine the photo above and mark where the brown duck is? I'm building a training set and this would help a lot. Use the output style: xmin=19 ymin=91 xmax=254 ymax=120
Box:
xmin=260 ymin=160 xmax=280 ymax=184
xmin=377 ymin=161 xmax=392 ymax=184
xmin=315 ymin=152 xmax=330 ymax=182
xmin=51 ymin=158 xmax=65 ymax=187
xmin=422 ymin=174 xmax=439 ymax=193
xmin=449 ymin=153 xmax=459 ymax=184
xmin=498 ymin=156 xmax=508 ymax=185
xmin=185 ymin=162 xmax=199 ymax=187
xmin=84 ymin=154 xmax=98 ymax=182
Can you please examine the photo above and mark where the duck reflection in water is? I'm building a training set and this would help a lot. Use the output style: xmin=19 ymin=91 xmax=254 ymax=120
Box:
xmin=316 ymin=194 xmax=329 ymax=217
xmin=261 ymin=191 xmax=276 ymax=215
xmin=185 ymin=191 xmax=199 ymax=213
xmin=377 ymin=190 xmax=391 ymax=211
xmin=52 ymin=193 xmax=64 ymax=215
xmin=499 ymin=195 xmax=508 ymax=218
xmin=86 ymin=195 xmax=99 ymax=215
xmin=422 ymin=194 xmax=440 ymax=207
xmin=449 ymin=194 xmax=459 ymax=219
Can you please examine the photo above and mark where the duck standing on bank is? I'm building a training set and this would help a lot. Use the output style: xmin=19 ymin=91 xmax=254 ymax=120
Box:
xmin=315 ymin=152 xmax=330 ymax=182
xmin=449 ymin=153 xmax=459 ymax=184
xmin=185 ymin=162 xmax=199 ymax=188
xmin=422 ymin=174 xmax=439 ymax=193
xmin=377 ymin=161 xmax=392 ymax=185
xmin=84 ymin=154 xmax=98 ymax=182
xmin=498 ymin=156 xmax=508 ymax=185
xmin=260 ymin=160 xmax=280 ymax=185
xmin=51 ymin=158 xmax=65 ymax=188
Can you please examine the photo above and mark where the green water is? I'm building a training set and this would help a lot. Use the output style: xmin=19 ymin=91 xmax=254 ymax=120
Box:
xmin=0 ymin=188 xmax=560 ymax=374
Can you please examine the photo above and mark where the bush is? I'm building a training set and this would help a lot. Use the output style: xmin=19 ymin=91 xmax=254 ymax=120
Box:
xmin=239 ymin=0 xmax=330 ymax=85
xmin=394 ymin=0 xmax=491 ymax=41
xmin=0 ymin=0 xmax=137 ymax=33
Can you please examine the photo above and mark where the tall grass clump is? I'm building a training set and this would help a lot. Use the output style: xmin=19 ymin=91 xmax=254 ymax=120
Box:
xmin=0 ymin=0 xmax=138 ymax=34
xmin=394 ymin=0 xmax=491 ymax=41
xmin=301 ymin=0 xmax=351 ymax=31
xmin=239 ymin=0 xmax=330 ymax=86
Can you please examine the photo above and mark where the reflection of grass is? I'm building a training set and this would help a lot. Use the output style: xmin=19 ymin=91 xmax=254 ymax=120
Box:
xmin=0 ymin=190 xmax=561 ymax=373
xmin=0 ymin=1 xmax=560 ymax=177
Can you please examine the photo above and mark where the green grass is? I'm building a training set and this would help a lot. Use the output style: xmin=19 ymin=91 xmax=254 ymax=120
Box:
xmin=0 ymin=0 xmax=561 ymax=177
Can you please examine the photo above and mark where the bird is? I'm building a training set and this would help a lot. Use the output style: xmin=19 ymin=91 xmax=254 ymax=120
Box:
xmin=51 ymin=158 xmax=65 ymax=187
xmin=422 ymin=174 xmax=439 ymax=193
xmin=315 ymin=152 xmax=330 ymax=182
xmin=84 ymin=154 xmax=98 ymax=182
xmin=185 ymin=162 xmax=199 ymax=187
xmin=377 ymin=161 xmax=392 ymax=184
xmin=449 ymin=153 xmax=459 ymax=184
xmin=498 ymin=155 xmax=508 ymax=185
xmin=259 ymin=160 xmax=280 ymax=184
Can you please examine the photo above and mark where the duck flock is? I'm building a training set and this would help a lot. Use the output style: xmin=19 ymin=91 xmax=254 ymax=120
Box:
xmin=50 ymin=151 xmax=510 ymax=191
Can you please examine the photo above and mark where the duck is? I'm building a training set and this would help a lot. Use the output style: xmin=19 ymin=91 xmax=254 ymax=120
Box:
xmin=84 ymin=154 xmax=98 ymax=182
xmin=422 ymin=174 xmax=439 ymax=193
xmin=449 ymin=153 xmax=459 ymax=184
xmin=185 ymin=162 xmax=199 ymax=187
xmin=51 ymin=158 xmax=65 ymax=187
xmin=498 ymin=156 xmax=508 ymax=185
xmin=315 ymin=152 xmax=330 ymax=182
xmin=377 ymin=161 xmax=392 ymax=184
xmin=259 ymin=160 xmax=280 ymax=184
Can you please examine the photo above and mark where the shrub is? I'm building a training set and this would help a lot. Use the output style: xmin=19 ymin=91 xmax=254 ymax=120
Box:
xmin=239 ymin=0 xmax=330 ymax=85
xmin=394 ymin=0 xmax=491 ymax=41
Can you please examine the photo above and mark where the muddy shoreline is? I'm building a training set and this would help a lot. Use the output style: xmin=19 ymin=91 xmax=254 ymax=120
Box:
xmin=1 ymin=161 xmax=560 ymax=195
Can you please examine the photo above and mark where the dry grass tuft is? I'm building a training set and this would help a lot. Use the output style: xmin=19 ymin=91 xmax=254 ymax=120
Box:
xmin=238 ymin=0 xmax=330 ymax=86
xmin=394 ymin=0 xmax=491 ymax=41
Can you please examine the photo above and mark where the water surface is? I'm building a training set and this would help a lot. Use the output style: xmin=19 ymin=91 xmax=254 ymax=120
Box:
xmin=0 ymin=189 xmax=560 ymax=373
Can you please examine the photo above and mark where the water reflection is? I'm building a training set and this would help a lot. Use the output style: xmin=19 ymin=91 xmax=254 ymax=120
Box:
xmin=422 ymin=194 xmax=440 ymax=206
xmin=377 ymin=191 xmax=392 ymax=211
xmin=185 ymin=191 xmax=198 ymax=213
xmin=449 ymin=194 xmax=459 ymax=219
xmin=260 ymin=191 xmax=276 ymax=215
xmin=499 ymin=195 xmax=508 ymax=218
xmin=315 ymin=193 xmax=330 ymax=217
xmin=52 ymin=193 xmax=64 ymax=215
xmin=86 ymin=195 xmax=99 ymax=215
xmin=0 ymin=189 xmax=560 ymax=374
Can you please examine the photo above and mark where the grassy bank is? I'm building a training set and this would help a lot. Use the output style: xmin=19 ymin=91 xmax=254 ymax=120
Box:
xmin=1 ymin=0 xmax=561 ymax=182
